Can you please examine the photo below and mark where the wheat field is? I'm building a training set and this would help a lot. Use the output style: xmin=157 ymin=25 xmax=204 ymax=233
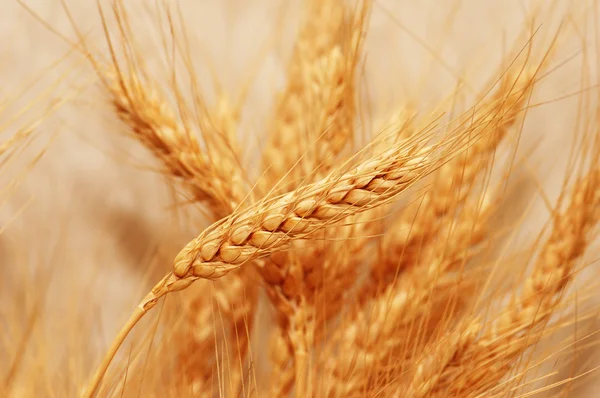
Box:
xmin=1 ymin=0 xmax=600 ymax=397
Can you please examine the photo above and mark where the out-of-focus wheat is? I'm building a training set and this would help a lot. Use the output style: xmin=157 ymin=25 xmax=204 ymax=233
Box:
xmin=317 ymin=64 xmax=536 ymax=397
xmin=257 ymin=1 xmax=369 ymax=395
xmin=94 ymin=3 xmax=259 ymax=393
xmin=407 ymin=166 xmax=600 ymax=397
xmin=375 ymin=68 xmax=535 ymax=285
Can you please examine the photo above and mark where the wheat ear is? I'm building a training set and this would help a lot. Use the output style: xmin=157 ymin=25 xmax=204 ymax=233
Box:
xmin=108 ymin=70 xmax=245 ymax=218
xmin=315 ymin=65 xmax=534 ymax=395
xmin=84 ymin=125 xmax=462 ymax=396
xmin=95 ymin=2 xmax=262 ymax=390
xmin=318 ymin=193 xmax=491 ymax=396
xmin=260 ymin=0 xmax=367 ymax=195
xmin=375 ymin=67 xmax=535 ymax=285
xmin=407 ymin=168 xmax=600 ymax=397
xmin=259 ymin=1 xmax=369 ymax=395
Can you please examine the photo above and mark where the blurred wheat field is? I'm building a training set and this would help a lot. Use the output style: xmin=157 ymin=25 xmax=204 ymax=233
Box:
xmin=2 ymin=0 xmax=600 ymax=397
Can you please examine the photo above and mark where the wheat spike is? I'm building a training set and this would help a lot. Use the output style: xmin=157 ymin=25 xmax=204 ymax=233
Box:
xmin=315 ymin=65 xmax=535 ymax=396
xmin=260 ymin=0 xmax=367 ymax=194
xmin=320 ymin=195 xmax=492 ymax=396
xmin=258 ymin=1 xmax=369 ymax=394
xmin=170 ymin=138 xmax=438 ymax=285
xmin=408 ymin=168 xmax=600 ymax=397
xmin=107 ymin=56 xmax=256 ymax=394
xmin=108 ymin=70 xmax=245 ymax=218
xmin=374 ymin=68 xmax=535 ymax=285
xmin=95 ymin=1 xmax=264 ymax=391
xmin=84 ymin=125 xmax=456 ymax=396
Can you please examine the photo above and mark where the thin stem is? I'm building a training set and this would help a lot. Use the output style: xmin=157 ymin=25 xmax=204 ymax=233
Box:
xmin=83 ymin=306 xmax=147 ymax=398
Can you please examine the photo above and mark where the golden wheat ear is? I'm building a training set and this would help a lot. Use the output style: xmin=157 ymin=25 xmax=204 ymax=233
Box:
xmin=257 ymin=0 xmax=370 ymax=394
xmin=406 ymin=153 xmax=600 ymax=396
xmin=259 ymin=0 xmax=368 ymax=196
xmin=61 ymin=1 xmax=262 ymax=394
xmin=376 ymin=67 xmax=537 ymax=284
xmin=84 ymin=120 xmax=477 ymax=396
xmin=313 ymin=62 xmax=537 ymax=397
